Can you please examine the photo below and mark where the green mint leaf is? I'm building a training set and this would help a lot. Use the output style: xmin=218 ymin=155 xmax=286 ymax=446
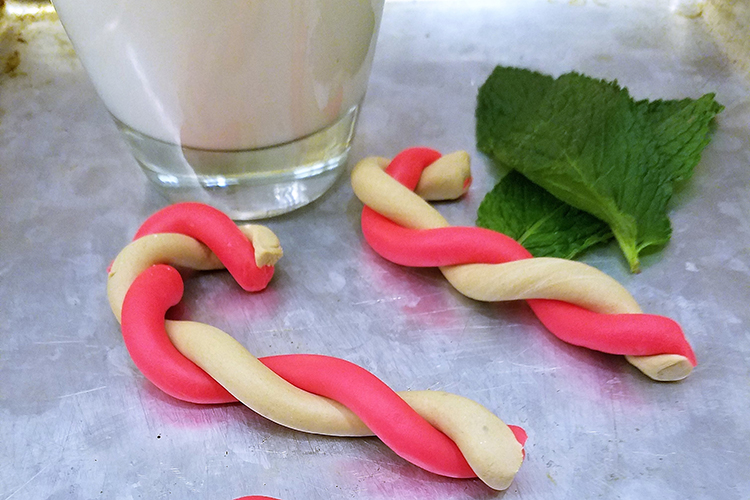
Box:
xmin=477 ymin=170 xmax=613 ymax=259
xmin=476 ymin=66 xmax=723 ymax=272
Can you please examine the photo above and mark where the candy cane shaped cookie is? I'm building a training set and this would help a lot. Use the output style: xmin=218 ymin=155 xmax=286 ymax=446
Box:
xmin=107 ymin=202 xmax=526 ymax=490
xmin=351 ymin=148 xmax=697 ymax=381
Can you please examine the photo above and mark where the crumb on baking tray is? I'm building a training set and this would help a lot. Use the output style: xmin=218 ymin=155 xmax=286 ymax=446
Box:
xmin=2 ymin=49 xmax=20 ymax=74
xmin=701 ymin=0 xmax=750 ymax=80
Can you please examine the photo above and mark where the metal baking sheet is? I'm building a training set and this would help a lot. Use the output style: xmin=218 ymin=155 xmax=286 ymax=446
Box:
xmin=1 ymin=1 xmax=749 ymax=498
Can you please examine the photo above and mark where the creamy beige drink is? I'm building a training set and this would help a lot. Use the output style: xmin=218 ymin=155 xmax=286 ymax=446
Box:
xmin=53 ymin=0 xmax=384 ymax=218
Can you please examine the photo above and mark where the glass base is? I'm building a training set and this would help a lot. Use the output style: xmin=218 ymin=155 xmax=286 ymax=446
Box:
xmin=115 ymin=106 xmax=359 ymax=220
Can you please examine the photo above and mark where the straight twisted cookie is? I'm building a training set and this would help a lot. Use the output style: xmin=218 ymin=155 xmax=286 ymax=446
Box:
xmin=350 ymin=148 xmax=697 ymax=381
xmin=107 ymin=202 xmax=526 ymax=490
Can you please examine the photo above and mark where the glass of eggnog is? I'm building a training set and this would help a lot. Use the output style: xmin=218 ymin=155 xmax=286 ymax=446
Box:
xmin=52 ymin=0 xmax=385 ymax=220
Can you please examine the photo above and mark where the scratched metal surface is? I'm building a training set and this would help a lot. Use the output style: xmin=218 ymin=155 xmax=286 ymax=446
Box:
xmin=1 ymin=0 xmax=749 ymax=499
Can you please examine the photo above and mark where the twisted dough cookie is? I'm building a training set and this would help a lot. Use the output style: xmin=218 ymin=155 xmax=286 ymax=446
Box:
xmin=350 ymin=148 xmax=697 ymax=381
xmin=107 ymin=202 xmax=526 ymax=490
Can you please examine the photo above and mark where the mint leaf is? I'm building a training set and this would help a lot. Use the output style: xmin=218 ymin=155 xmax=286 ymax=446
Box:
xmin=477 ymin=171 xmax=612 ymax=259
xmin=476 ymin=66 xmax=723 ymax=272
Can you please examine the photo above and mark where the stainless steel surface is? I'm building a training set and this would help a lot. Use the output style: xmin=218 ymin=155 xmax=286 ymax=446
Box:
xmin=2 ymin=1 xmax=749 ymax=498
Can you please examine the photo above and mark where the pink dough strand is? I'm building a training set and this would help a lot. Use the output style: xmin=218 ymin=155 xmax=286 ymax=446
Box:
xmin=261 ymin=354 xmax=475 ymax=478
xmin=234 ymin=497 xmax=281 ymax=500
xmin=121 ymin=264 xmax=235 ymax=404
xmin=134 ymin=202 xmax=274 ymax=292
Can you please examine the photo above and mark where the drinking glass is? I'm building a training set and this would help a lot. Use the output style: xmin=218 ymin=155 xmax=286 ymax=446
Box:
xmin=53 ymin=0 xmax=385 ymax=219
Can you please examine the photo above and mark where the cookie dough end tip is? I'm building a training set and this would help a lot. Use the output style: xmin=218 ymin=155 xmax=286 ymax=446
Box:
xmin=481 ymin=445 xmax=525 ymax=491
xmin=652 ymin=357 xmax=694 ymax=382
xmin=238 ymin=225 xmax=284 ymax=268
xmin=629 ymin=354 xmax=694 ymax=382
xmin=415 ymin=150 xmax=473 ymax=201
